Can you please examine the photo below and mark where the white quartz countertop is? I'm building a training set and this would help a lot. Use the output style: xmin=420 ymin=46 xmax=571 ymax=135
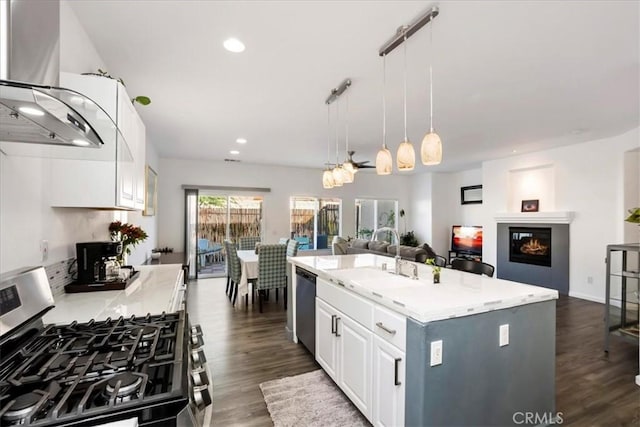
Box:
xmin=290 ymin=254 xmax=558 ymax=323
xmin=43 ymin=264 xmax=184 ymax=325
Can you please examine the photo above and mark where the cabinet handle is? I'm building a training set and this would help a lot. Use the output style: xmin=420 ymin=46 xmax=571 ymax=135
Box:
xmin=394 ymin=358 xmax=402 ymax=386
xmin=335 ymin=317 xmax=341 ymax=337
xmin=331 ymin=314 xmax=336 ymax=335
xmin=376 ymin=322 xmax=397 ymax=335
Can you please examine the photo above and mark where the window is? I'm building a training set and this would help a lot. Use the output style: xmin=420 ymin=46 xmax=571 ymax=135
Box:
xmin=355 ymin=199 xmax=398 ymax=240
xmin=290 ymin=197 xmax=341 ymax=250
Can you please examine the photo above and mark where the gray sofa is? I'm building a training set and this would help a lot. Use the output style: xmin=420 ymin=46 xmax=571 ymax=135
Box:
xmin=333 ymin=237 xmax=434 ymax=263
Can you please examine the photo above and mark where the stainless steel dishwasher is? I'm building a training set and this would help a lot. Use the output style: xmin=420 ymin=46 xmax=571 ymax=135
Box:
xmin=295 ymin=266 xmax=317 ymax=356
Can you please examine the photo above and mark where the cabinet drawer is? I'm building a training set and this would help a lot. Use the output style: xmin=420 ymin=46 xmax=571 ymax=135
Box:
xmin=373 ymin=305 xmax=406 ymax=351
xmin=317 ymin=278 xmax=373 ymax=330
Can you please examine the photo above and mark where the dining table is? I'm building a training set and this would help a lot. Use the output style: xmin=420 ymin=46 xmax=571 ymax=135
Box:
xmin=236 ymin=249 xmax=259 ymax=306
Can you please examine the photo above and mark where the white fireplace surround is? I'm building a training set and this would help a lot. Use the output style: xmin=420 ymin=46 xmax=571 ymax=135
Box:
xmin=494 ymin=211 xmax=574 ymax=224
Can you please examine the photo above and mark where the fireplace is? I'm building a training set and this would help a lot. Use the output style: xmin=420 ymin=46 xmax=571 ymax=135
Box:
xmin=509 ymin=227 xmax=552 ymax=267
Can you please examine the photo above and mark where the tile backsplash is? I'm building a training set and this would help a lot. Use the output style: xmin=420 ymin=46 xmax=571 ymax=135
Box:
xmin=44 ymin=258 xmax=76 ymax=296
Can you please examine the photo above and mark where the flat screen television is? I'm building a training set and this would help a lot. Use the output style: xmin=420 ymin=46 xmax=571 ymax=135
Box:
xmin=451 ymin=225 xmax=483 ymax=256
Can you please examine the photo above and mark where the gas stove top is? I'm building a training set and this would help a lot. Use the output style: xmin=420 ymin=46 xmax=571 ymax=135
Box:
xmin=0 ymin=313 xmax=188 ymax=426
xmin=0 ymin=266 xmax=211 ymax=427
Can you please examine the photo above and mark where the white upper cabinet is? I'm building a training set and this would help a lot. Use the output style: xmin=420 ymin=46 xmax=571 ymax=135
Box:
xmin=49 ymin=73 xmax=146 ymax=209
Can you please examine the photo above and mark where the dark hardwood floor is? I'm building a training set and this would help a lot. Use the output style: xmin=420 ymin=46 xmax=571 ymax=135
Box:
xmin=188 ymin=278 xmax=639 ymax=426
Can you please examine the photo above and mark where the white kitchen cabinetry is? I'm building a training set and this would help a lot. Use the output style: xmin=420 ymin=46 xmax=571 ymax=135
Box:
xmin=316 ymin=298 xmax=339 ymax=379
xmin=372 ymin=336 xmax=405 ymax=427
xmin=338 ymin=313 xmax=373 ymax=417
xmin=316 ymin=278 xmax=374 ymax=422
xmin=48 ymin=73 xmax=146 ymax=209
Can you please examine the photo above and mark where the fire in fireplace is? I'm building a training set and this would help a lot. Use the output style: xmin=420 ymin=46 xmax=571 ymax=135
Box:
xmin=509 ymin=227 xmax=552 ymax=267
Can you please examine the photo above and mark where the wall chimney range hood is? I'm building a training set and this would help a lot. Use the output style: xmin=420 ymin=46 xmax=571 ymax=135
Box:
xmin=0 ymin=0 xmax=110 ymax=156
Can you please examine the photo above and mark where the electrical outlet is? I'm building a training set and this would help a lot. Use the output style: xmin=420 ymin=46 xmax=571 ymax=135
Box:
xmin=587 ymin=276 xmax=593 ymax=284
xmin=430 ymin=340 xmax=443 ymax=366
xmin=499 ymin=324 xmax=509 ymax=347
xmin=41 ymin=240 xmax=49 ymax=262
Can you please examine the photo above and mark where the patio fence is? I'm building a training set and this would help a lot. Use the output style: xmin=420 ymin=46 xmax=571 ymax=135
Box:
xmin=198 ymin=206 xmax=261 ymax=246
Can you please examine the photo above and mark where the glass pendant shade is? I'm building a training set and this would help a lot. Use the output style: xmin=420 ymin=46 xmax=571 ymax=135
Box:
xmin=343 ymin=161 xmax=356 ymax=175
xmin=376 ymin=146 xmax=392 ymax=175
xmin=332 ymin=166 xmax=344 ymax=187
xmin=341 ymin=162 xmax=354 ymax=183
xmin=421 ymin=131 xmax=442 ymax=165
xmin=396 ymin=139 xmax=415 ymax=171
xmin=322 ymin=169 xmax=335 ymax=189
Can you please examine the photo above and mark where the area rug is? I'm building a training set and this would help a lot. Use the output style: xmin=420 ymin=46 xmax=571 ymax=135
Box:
xmin=259 ymin=369 xmax=370 ymax=427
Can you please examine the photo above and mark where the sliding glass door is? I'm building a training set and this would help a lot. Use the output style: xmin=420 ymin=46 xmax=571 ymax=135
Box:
xmin=290 ymin=197 xmax=341 ymax=251
xmin=188 ymin=192 xmax=263 ymax=279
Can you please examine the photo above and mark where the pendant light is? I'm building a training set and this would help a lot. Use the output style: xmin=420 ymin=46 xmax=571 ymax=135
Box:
xmin=341 ymin=90 xmax=356 ymax=182
xmin=396 ymin=32 xmax=415 ymax=172
xmin=376 ymin=54 xmax=392 ymax=175
xmin=421 ymin=8 xmax=442 ymax=165
xmin=322 ymin=104 xmax=335 ymax=189
xmin=332 ymin=99 xmax=344 ymax=187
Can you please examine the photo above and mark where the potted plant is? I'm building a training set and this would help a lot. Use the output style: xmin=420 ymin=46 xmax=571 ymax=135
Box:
xmin=426 ymin=258 xmax=442 ymax=283
xmin=82 ymin=69 xmax=151 ymax=106
xmin=625 ymin=207 xmax=640 ymax=224
xmin=109 ymin=221 xmax=148 ymax=265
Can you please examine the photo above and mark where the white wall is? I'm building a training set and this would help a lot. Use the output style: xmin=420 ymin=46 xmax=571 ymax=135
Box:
xmin=410 ymin=168 xmax=483 ymax=256
xmin=60 ymin=1 xmax=107 ymax=74
xmin=623 ymin=149 xmax=640 ymax=243
xmin=157 ymin=159 xmax=412 ymax=251
xmin=482 ymin=127 xmax=639 ymax=302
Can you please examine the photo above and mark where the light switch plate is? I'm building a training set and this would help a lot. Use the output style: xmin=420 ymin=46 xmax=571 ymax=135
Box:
xmin=430 ymin=340 xmax=443 ymax=366
xmin=499 ymin=324 xmax=509 ymax=347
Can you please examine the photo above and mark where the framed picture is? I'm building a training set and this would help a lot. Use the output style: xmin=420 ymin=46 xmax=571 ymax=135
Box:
xmin=521 ymin=199 xmax=539 ymax=212
xmin=461 ymin=185 xmax=483 ymax=205
xmin=143 ymin=165 xmax=157 ymax=216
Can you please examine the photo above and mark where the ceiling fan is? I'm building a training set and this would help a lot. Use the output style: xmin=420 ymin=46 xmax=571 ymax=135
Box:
xmin=345 ymin=150 xmax=375 ymax=170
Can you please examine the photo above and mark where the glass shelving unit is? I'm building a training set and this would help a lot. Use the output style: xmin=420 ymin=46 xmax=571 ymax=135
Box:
xmin=604 ymin=243 xmax=640 ymax=352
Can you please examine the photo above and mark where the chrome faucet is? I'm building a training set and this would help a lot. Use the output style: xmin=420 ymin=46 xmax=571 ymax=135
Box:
xmin=370 ymin=227 xmax=418 ymax=279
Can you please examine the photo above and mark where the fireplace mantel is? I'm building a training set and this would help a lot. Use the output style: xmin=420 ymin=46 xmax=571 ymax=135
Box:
xmin=494 ymin=211 xmax=574 ymax=224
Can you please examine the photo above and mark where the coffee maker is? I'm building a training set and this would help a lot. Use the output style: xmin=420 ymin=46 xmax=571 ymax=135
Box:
xmin=76 ymin=241 xmax=122 ymax=284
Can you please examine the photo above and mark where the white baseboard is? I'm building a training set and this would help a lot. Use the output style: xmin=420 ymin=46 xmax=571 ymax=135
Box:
xmin=568 ymin=291 xmax=605 ymax=304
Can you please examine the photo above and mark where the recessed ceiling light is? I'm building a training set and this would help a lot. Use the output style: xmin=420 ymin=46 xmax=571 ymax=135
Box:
xmin=236 ymin=138 xmax=247 ymax=144
xmin=512 ymin=149 xmax=517 ymax=153
xmin=72 ymin=139 xmax=91 ymax=146
xmin=230 ymin=150 xmax=240 ymax=155
xmin=223 ymin=38 xmax=245 ymax=53
xmin=18 ymin=106 xmax=45 ymax=116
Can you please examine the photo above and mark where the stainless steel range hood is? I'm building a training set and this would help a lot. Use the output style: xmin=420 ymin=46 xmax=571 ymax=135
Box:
xmin=0 ymin=0 xmax=112 ymax=156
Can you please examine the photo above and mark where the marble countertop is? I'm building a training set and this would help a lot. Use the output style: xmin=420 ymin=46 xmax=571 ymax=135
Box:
xmin=290 ymin=254 xmax=558 ymax=323
xmin=43 ymin=264 xmax=184 ymax=325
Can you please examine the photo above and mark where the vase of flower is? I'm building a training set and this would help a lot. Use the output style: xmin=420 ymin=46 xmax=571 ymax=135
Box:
xmin=109 ymin=221 xmax=148 ymax=266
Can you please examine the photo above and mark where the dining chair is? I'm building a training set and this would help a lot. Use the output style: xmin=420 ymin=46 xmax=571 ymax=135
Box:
xmin=255 ymin=244 xmax=288 ymax=313
xmin=223 ymin=240 xmax=233 ymax=297
xmin=286 ymin=240 xmax=299 ymax=257
xmin=451 ymin=258 xmax=495 ymax=277
xmin=224 ymin=241 xmax=243 ymax=304
xmin=239 ymin=236 xmax=261 ymax=250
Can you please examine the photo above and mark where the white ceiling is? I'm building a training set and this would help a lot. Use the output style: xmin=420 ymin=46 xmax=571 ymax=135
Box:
xmin=69 ymin=0 xmax=639 ymax=173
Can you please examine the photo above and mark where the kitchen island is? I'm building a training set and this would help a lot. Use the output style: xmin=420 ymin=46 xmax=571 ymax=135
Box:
xmin=289 ymin=254 xmax=559 ymax=426
xmin=44 ymin=264 xmax=186 ymax=325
